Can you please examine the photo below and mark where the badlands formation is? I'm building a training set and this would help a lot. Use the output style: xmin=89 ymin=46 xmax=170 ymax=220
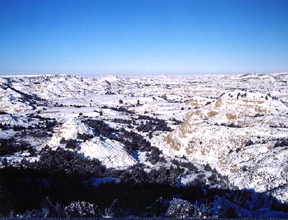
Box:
xmin=0 ymin=72 xmax=288 ymax=217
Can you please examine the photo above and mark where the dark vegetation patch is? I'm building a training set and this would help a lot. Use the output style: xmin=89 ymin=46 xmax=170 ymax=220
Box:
xmin=109 ymin=115 xmax=176 ymax=134
xmin=227 ymin=123 xmax=242 ymax=128
xmin=0 ymin=142 xmax=244 ymax=217
xmin=0 ymin=151 xmax=285 ymax=218
xmin=136 ymin=117 xmax=172 ymax=133
xmin=171 ymin=117 xmax=182 ymax=125
xmin=64 ymin=139 xmax=78 ymax=149
xmin=110 ymin=106 xmax=134 ymax=114
xmin=76 ymin=133 xmax=94 ymax=142
xmin=274 ymin=138 xmax=288 ymax=148
xmin=19 ymin=146 xmax=103 ymax=175
xmin=244 ymin=138 xmax=267 ymax=147
xmin=0 ymin=138 xmax=29 ymax=156
xmin=110 ymin=118 xmax=132 ymax=124
xmin=219 ymin=123 xmax=242 ymax=128
xmin=171 ymin=159 xmax=199 ymax=173
xmin=270 ymin=123 xmax=288 ymax=128
xmin=0 ymin=117 xmax=58 ymax=156
xmin=245 ymin=140 xmax=254 ymax=146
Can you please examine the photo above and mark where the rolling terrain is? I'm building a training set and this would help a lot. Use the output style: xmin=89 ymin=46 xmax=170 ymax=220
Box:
xmin=1 ymin=72 xmax=288 ymax=218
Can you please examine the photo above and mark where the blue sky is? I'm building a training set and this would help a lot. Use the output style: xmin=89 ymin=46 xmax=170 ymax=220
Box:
xmin=0 ymin=0 xmax=287 ymax=76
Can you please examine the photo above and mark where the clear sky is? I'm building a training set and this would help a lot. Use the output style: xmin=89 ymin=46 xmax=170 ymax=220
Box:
xmin=0 ymin=0 xmax=287 ymax=76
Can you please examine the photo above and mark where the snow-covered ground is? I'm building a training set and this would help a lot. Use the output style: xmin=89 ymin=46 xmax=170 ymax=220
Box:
xmin=1 ymin=72 xmax=288 ymax=217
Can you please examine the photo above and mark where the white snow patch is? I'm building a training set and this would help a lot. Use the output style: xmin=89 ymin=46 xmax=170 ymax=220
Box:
xmin=80 ymin=137 xmax=137 ymax=169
